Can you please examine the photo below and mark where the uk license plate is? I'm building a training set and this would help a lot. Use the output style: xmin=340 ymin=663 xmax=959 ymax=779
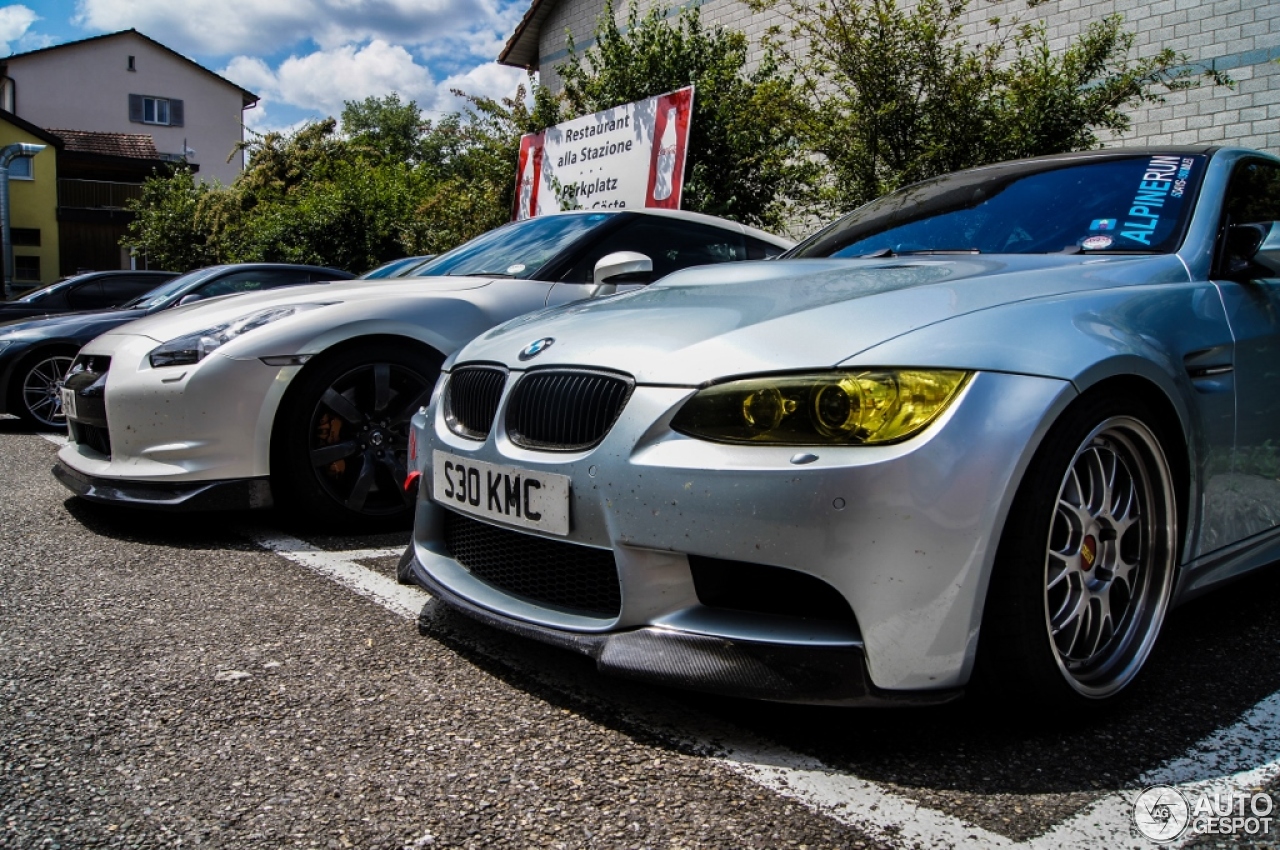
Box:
xmin=431 ymin=450 xmax=570 ymax=536
xmin=60 ymin=387 xmax=77 ymax=421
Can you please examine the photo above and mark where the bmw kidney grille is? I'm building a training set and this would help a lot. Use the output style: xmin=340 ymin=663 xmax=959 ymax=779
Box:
xmin=505 ymin=368 xmax=633 ymax=451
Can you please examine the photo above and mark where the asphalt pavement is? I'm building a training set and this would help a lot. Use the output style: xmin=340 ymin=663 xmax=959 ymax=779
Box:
xmin=3 ymin=421 xmax=1280 ymax=849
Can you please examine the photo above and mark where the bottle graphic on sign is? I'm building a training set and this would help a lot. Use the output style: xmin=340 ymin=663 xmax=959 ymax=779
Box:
xmin=652 ymin=107 xmax=677 ymax=202
xmin=517 ymin=149 xmax=535 ymax=219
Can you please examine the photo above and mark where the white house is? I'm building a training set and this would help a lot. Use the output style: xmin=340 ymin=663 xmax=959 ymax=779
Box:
xmin=0 ymin=29 xmax=258 ymax=185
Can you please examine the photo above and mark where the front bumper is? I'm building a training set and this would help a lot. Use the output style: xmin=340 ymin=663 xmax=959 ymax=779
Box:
xmin=56 ymin=333 xmax=301 ymax=488
xmin=410 ymin=368 xmax=1074 ymax=695
xmin=52 ymin=461 xmax=273 ymax=511
xmin=408 ymin=547 xmax=955 ymax=706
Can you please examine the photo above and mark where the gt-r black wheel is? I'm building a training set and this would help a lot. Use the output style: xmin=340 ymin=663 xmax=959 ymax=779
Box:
xmin=979 ymin=394 xmax=1179 ymax=708
xmin=274 ymin=342 xmax=440 ymax=532
xmin=12 ymin=349 xmax=74 ymax=430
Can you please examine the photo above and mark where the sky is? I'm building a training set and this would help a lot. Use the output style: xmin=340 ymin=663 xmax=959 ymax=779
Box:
xmin=0 ymin=0 xmax=532 ymax=133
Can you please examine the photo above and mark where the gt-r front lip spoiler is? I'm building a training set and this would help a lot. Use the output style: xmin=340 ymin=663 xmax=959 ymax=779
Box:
xmin=406 ymin=548 xmax=961 ymax=707
xmin=52 ymin=462 xmax=273 ymax=511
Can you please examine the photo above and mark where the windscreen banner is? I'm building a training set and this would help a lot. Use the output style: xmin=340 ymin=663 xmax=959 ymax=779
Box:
xmin=513 ymin=86 xmax=693 ymax=220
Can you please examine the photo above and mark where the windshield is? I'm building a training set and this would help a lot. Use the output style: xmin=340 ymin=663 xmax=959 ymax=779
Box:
xmin=789 ymin=154 xmax=1206 ymax=258
xmin=408 ymin=213 xmax=617 ymax=279
xmin=122 ymin=266 xmax=228 ymax=309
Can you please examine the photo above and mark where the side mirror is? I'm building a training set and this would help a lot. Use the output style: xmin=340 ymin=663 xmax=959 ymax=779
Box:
xmin=177 ymin=293 xmax=203 ymax=306
xmin=591 ymin=251 xmax=653 ymax=296
xmin=1224 ymin=221 xmax=1280 ymax=277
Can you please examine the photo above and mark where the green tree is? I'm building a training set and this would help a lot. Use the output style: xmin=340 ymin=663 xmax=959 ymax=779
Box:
xmin=406 ymin=81 xmax=562 ymax=253
xmin=342 ymin=93 xmax=428 ymax=162
xmin=124 ymin=78 xmax=558 ymax=270
xmin=124 ymin=168 xmax=219 ymax=271
xmin=557 ymin=1 xmax=816 ymax=230
xmin=757 ymin=0 xmax=1229 ymax=211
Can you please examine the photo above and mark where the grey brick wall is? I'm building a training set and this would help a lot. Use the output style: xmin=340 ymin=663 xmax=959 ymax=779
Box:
xmin=531 ymin=0 xmax=1280 ymax=153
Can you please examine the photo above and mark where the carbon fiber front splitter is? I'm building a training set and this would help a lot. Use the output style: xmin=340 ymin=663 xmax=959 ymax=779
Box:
xmin=52 ymin=461 xmax=273 ymax=512
xmin=406 ymin=548 xmax=961 ymax=707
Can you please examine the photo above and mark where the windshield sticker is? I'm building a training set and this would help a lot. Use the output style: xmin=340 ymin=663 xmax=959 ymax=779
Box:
xmin=506 ymin=264 xmax=527 ymax=275
xmin=1082 ymin=235 xmax=1113 ymax=250
xmin=1121 ymin=156 xmax=1194 ymax=245
xmin=1090 ymin=219 xmax=1116 ymax=231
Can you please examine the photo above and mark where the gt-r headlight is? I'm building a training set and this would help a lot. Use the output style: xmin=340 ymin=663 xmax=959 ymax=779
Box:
xmin=671 ymin=369 xmax=972 ymax=445
xmin=148 ymin=303 xmax=332 ymax=368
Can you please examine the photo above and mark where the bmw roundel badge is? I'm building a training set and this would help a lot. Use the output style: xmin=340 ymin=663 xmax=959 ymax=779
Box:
xmin=519 ymin=337 xmax=555 ymax=360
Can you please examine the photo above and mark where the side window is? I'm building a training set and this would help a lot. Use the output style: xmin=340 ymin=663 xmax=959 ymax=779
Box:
xmin=1220 ymin=160 xmax=1280 ymax=277
xmin=66 ymin=281 xmax=112 ymax=310
xmin=99 ymin=277 xmax=162 ymax=306
xmin=1223 ymin=161 xmax=1280 ymax=225
xmin=560 ymin=219 xmax=749 ymax=283
xmin=746 ymin=235 xmax=786 ymax=260
xmin=191 ymin=269 xmax=313 ymax=301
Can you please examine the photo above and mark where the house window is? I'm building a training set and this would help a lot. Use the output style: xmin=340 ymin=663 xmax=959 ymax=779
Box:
xmin=144 ymin=96 xmax=169 ymax=125
xmin=11 ymin=228 xmax=40 ymax=246
xmin=8 ymin=155 xmax=32 ymax=180
xmin=127 ymin=55 xmax=135 ymax=71
xmin=14 ymin=255 xmax=39 ymax=281
xmin=128 ymin=94 xmax=184 ymax=127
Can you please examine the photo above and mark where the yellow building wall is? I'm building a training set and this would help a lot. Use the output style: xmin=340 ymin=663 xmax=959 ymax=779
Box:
xmin=0 ymin=120 xmax=59 ymax=289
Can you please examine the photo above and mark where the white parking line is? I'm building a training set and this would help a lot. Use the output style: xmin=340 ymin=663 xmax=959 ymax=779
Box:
xmin=246 ymin=530 xmax=424 ymax=620
xmin=38 ymin=432 xmax=68 ymax=447
xmin=248 ymin=529 xmax=1280 ymax=849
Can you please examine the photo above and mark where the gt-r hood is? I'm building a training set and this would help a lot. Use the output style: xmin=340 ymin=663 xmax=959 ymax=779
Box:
xmin=460 ymin=254 xmax=1191 ymax=384
xmin=109 ymin=275 xmax=501 ymax=342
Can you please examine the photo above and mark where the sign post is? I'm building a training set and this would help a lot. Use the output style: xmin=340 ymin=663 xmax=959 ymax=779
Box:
xmin=514 ymin=86 xmax=694 ymax=219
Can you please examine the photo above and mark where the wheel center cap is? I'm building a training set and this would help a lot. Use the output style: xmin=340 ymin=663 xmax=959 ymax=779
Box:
xmin=369 ymin=431 xmax=385 ymax=447
xmin=1081 ymin=534 xmax=1098 ymax=571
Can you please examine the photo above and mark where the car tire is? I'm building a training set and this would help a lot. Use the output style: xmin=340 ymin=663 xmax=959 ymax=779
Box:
xmin=10 ymin=348 xmax=75 ymax=430
xmin=978 ymin=394 xmax=1179 ymax=709
xmin=272 ymin=341 xmax=441 ymax=532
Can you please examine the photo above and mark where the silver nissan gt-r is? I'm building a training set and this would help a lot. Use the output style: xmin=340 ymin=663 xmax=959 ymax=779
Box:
xmin=52 ymin=210 xmax=789 ymax=531
xmin=404 ymin=146 xmax=1280 ymax=708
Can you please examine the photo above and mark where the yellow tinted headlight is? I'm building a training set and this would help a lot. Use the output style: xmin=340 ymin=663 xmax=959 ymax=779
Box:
xmin=671 ymin=370 xmax=972 ymax=445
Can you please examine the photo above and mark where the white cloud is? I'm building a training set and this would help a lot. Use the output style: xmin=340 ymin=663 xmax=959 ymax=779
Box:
xmin=221 ymin=44 xmax=525 ymax=131
xmin=222 ymin=40 xmax=438 ymax=122
xmin=74 ymin=0 xmax=516 ymax=57
xmin=0 ymin=5 xmax=39 ymax=53
xmin=431 ymin=62 xmax=527 ymax=116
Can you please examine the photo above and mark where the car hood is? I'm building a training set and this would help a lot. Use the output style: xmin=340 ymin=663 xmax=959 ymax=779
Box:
xmin=113 ymin=275 xmax=498 ymax=341
xmin=0 ymin=306 xmax=147 ymax=339
xmin=458 ymin=254 xmax=1191 ymax=384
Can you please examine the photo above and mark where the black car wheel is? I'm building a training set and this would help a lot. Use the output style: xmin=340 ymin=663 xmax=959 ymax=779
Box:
xmin=12 ymin=349 xmax=75 ymax=430
xmin=273 ymin=342 xmax=440 ymax=531
xmin=979 ymin=394 xmax=1179 ymax=708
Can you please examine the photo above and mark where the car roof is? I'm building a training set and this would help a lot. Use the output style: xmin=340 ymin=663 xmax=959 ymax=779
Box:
xmin=536 ymin=208 xmax=793 ymax=248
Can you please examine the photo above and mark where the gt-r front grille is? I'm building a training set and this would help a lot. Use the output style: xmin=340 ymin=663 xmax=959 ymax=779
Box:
xmin=442 ymin=511 xmax=621 ymax=619
xmin=70 ymin=422 xmax=112 ymax=458
xmin=64 ymin=354 xmax=112 ymax=457
xmin=506 ymin=369 xmax=633 ymax=451
xmin=444 ymin=365 xmax=507 ymax=440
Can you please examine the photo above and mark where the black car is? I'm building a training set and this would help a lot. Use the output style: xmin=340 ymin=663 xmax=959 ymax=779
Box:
xmin=2 ymin=270 xmax=179 ymax=321
xmin=0 ymin=263 xmax=352 ymax=429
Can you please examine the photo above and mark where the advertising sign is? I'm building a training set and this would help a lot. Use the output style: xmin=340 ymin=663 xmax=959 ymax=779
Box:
xmin=514 ymin=86 xmax=694 ymax=219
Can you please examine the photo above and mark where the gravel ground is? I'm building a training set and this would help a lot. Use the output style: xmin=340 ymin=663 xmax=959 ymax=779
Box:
xmin=0 ymin=425 xmax=877 ymax=849
xmin=5 ymin=419 xmax=1280 ymax=848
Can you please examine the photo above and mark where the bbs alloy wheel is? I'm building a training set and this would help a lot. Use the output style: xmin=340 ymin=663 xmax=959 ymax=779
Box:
xmin=1041 ymin=416 xmax=1176 ymax=698
xmin=980 ymin=397 xmax=1179 ymax=708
